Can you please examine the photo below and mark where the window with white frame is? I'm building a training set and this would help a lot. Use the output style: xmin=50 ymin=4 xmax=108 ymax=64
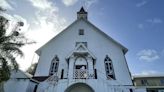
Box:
xmin=104 ymin=55 xmax=115 ymax=79
xmin=49 ymin=55 xmax=59 ymax=75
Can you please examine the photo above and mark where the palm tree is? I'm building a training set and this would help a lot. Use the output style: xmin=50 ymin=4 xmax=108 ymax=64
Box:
xmin=0 ymin=7 xmax=34 ymax=91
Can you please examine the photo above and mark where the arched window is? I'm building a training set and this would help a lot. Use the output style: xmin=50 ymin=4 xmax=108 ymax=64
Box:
xmin=104 ymin=55 xmax=115 ymax=79
xmin=49 ymin=55 xmax=59 ymax=75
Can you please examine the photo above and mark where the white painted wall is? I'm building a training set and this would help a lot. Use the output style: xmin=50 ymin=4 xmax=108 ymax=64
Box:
xmin=37 ymin=79 xmax=136 ymax=92
xmin=35 ymin=19 xmax=132 ymax=85
xmin=134 ymin=87 xmax=147 ymax=92
xmin=26 ymin=81 xmax=38 ymax=92
xmin=34 ymin=18 xmax=149 ymax=91
xmin=3 ymin=70 xmax=38 ymax=92
xmin=4 ymin=78 xmax=30 ymax=92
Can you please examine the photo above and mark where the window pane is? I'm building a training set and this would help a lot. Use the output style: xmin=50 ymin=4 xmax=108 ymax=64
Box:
xmin=79 ymin=29 xmax=84 ymax=35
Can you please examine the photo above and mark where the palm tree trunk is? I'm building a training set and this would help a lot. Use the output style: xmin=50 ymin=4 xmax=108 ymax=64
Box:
xmin=0 ymin=82 xmax=4 ymax=92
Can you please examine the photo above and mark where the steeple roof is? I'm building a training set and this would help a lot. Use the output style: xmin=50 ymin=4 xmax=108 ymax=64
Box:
xmin=79 ymin=7 xmax=86 ymax=12
xmin=77 ymin=7 xmax=87 ymax=14
xmin=77 ymin=7 xmax=88 ymax=20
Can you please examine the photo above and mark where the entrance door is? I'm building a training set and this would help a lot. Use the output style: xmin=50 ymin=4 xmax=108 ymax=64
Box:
xmin=65 ymin=83 xmax=94 ymax=92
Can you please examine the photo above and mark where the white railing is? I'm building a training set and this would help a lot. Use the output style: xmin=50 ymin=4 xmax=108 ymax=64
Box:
xmin=37 ymin=74 xmax=59 ymax=92
xmin=73 ymin=69 xmax=95 ymax=79
xmin=46 ymin=73 xmax=59 ymax=85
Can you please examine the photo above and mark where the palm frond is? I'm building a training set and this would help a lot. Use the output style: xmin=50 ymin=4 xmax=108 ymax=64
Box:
xmin=2 ymin=46 xmax=24 ymax=57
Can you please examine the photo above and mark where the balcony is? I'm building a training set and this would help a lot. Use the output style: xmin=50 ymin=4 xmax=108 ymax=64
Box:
xmin=73 ymin=69 xmax=96 ymax=79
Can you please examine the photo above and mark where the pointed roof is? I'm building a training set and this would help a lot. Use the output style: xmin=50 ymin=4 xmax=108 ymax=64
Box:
xmin=77 ymin=7 xmax=87 ymax=14
xmin=36 ymin=18 xmax=128 ymax=55
xmin=36 ymin=7 xmax=128 ymax=55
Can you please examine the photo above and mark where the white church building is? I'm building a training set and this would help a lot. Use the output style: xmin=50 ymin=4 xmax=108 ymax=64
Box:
xmin=3 ymin=7 xmax=146 ymax=92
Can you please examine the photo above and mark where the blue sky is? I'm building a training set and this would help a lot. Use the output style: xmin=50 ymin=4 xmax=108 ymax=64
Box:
xmin=1 ymin=0 xmax=164 ymax=75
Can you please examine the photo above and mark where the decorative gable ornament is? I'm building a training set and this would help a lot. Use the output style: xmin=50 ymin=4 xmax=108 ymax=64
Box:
xmin=66 ymin=42 xmax=96 ymax=61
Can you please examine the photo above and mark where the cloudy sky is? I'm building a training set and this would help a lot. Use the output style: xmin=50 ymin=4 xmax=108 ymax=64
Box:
xmin=1 ymin=0 xmax=164 ymax=76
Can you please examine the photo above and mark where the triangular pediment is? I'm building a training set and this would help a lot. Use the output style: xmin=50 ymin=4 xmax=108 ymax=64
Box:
xmin=77 ymin=45 xmax=86 ymax=51
xmin=75 ymin=43 xmax=87 ymax=52
xmin=66 ymin=43 xmax=96 ymax=59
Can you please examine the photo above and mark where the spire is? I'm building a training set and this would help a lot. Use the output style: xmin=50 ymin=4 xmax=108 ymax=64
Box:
xmin=79 ymin=7 xmax=86 ymax=13
xmin=77 ymin=7 xmax=88 ymax=20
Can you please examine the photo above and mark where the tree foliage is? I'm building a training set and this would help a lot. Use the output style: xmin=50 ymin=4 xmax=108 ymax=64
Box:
xmin=0 ymin=8 xmax=34 ymax=83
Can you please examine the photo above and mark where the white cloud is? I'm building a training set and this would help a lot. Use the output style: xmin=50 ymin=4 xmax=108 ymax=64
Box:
xmin=136 ymin=0 xmax=147 ymax=7
xmin=28 ymin=0 xmax=53 ymax=10
xmin=140 ymin=70 xmax=158 ymax=75
xmin=0 ymin=0 xmax=68 ymax=70
xmin=146 ymin=18 xmax=163 ymax=24
xmin=62 ymin=0 xmax=78 ymax=6
xmin=16 ymin=0 xmax=68 ymax=70
xmin=137 ymin=49 xmax=160 ymax=62
xmin=0 ymin=12 xmax=29 ymax=35
xmin=0 ymin=0 xmax=13 ymax=10
xmin=27 ymin=0 xmax=67 ymax=37
xmin=84 ymin=0 xmax=98 ymax=9
xmin=138 ymin=18 xmax=163 ymax=30
xmin=61 ymin=0 xmax=98 ymax=8
xmin=133 ymin=70 xmax=160 ymax=76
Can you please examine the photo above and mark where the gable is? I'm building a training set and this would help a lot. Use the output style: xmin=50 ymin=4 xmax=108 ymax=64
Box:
xmin=77 ymin=45 xmax=85 ymax=51
xmin=65 ymin=42 xmax=96 ymax=60
xmin=36 ymin=19 xmax=128 ymax=55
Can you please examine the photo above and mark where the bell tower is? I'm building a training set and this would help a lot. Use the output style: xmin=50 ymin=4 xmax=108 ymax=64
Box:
xmin=77 ymin=7 xmax=88 ymax=20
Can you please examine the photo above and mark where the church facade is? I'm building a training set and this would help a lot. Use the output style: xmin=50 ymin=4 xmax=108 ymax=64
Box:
xmin=34 ymin=7 xmax=134 ymax=92
xmin=3 ymin=7 xmax=146 ymax=92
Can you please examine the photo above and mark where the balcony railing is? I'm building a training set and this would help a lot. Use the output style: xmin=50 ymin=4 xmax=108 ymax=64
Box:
xmin=73 ymin=69 xmax=95 ymax=79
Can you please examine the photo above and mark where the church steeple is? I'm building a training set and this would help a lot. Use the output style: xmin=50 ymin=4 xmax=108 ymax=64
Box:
xmin=77 ymin=7 xmax=88 ymax=20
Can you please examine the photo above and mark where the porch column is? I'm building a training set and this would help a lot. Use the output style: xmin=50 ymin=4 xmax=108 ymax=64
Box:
xmin=68 ymin=56 xmax=75 ymax=79
xmin=87 ymin=56 xmax=94 ymax=78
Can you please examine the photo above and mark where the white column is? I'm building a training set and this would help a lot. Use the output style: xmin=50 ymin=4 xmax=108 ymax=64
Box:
xmin=87 ymin=56 xmax=94 ymax=78
xmin=68 ymin=56 xmax=75 ymax=79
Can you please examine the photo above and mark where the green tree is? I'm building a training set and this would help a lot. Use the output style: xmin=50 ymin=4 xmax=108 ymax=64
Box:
xmin=0 ymin=7 xmax=34 ymax=91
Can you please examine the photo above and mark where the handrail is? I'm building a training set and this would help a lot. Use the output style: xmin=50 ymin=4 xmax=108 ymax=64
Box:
xmin=73 ymin=69 xmax=95 ymax=79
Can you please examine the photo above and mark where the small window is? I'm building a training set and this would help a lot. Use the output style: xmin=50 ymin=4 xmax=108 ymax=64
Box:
xmin=141 ymin=79 xmax=148 ymax=85
xmin=160 ymin=79 xmax=164 ymax=85
xmin=79 ymin=29 xmax=84 ymax=35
